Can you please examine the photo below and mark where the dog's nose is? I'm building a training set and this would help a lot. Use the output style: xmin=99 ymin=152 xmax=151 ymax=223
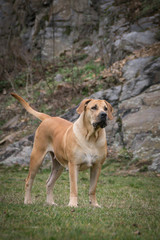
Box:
xmin=100 ymin=112 xmax=107 ymax=120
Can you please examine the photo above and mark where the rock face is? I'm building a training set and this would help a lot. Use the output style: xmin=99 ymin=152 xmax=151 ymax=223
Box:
xmin=120 ymin=84 xmax=160 ymax=161
xmin=0 ymin=135 xmax=34 ymax=166
xmin=114 ymin=31 xmax=157 ymax=53
xmin=0 ymin=0 xmax=99 ymax=63
xmin=1 ymin=0 xmax=159 ymax=65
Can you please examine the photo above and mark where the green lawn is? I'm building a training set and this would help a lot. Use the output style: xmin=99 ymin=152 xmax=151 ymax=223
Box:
xmin=0 ymin=166 xmax=160 ymax=240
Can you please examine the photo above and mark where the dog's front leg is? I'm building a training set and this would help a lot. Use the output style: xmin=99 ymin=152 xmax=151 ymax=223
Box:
xmin=89 ymin=164 xmax=101 ymax=207
xmin=68 ymin=162 xmax=78 ymax=207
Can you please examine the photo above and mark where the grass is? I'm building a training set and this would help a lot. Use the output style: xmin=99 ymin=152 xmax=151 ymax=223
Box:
xmin=0 ymin=165 xmax=160 ymax=240
xmin=55 ymin=61 xmax=105 ymax=84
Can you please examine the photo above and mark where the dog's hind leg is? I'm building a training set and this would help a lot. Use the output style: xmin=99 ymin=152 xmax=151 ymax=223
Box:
xmin=46 ymin=152 xmax=63 ymax=205
xmin=24 ymin=147 xmax=46 ymax=204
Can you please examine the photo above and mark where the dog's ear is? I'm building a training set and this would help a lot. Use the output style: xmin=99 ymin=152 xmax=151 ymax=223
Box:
xmin=76 ymin=99 xmax=92 ymax=114
xmin=105 ymin=101 xmax=113 ymax=120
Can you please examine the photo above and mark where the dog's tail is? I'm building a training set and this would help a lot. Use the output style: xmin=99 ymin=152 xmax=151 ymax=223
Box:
xmin=11 ymin=93 xmax=51 ymax=121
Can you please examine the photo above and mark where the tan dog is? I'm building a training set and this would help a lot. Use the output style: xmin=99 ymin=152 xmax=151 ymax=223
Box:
xmin=11 ymin=93 xmax=113 ymax=207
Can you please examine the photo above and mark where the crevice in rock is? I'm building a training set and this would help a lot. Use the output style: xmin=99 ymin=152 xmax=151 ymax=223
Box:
xmin=115 ymin=84 xmax=126 ymax=147
xmin=116 ymin=114 xmax=125 ymax=147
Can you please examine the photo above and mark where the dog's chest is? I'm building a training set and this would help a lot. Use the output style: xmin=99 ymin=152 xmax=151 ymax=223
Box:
xmin=83 ymin=153 xmax=98 ymax=166
xmin=73 ymin=123 xmax=107 ymax=170
xmin=76 ymin=148 xmax=104 ymax=171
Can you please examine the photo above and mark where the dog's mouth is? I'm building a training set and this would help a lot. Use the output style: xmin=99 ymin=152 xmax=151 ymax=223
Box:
xmin=93 ymin=120 xmax=107 ymax=129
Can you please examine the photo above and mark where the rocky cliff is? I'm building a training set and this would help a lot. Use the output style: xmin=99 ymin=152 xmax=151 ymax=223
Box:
xmin=0 ymin=0 xmax=160 ymax=172
xmin=1 ymin=0 xmax=159 ymax=68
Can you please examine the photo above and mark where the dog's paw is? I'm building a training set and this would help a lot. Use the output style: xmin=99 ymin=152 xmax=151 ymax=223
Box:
xmin=24 ymin=199 xmax=32 ymax=204
xmin=46 ymin=201 xmax=57 ymax=206
xmin=92 ymin=203 xmax=101 ymax=208
xmin=68 ymin=197 xmax=78 ymax=207
xmin=68 ymin=202 xmax=78 ymax=207
xmin=68 ymin=204 xmax=78 ymax=207
xmin=89 ymin=200 xmax=101 ymax=208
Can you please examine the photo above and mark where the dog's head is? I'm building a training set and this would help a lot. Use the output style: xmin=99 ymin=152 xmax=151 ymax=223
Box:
xmin=76 ymin=99 xmax=113 ymax=129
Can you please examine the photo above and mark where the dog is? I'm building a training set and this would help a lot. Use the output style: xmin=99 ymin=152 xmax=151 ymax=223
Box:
xmin=11 ymin=93 xmax=113 ymax=207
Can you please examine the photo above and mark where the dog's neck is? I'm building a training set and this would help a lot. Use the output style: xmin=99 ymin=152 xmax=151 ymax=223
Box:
xmin=74 ymin=112 xmax=105 ymax=142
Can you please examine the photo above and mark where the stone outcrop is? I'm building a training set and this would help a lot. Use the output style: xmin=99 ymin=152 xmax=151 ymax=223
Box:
xmin=0 ymin=135 xmax=34 ymax=166
xmin=0 ymin=0 xmax=99 ymax=62
xmin=1 ymin=0 xmax=159 ymax=66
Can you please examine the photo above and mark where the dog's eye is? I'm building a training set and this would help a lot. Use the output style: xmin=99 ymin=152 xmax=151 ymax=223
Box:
xmin=91 ymin=105 xmax=98 ymax=110
xmin=104 ymin=106 xmax=108 ymax=111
